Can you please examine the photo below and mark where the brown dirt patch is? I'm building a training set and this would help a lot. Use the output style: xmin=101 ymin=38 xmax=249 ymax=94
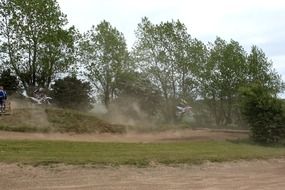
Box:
xmin=1 ymin=159 xmax=285 ymax=190
xmin=0 ymin=128 xmax=248 ymax=143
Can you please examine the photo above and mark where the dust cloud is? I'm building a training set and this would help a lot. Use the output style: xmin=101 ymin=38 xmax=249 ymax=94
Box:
xmin=5 ymin=99 xmax=51 ymax=129
xmin=91 ymin=97 xmax=157 ymax=131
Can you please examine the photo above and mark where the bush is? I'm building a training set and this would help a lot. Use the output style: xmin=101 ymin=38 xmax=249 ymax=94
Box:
xmin=51 ymin=76 xmax=93 ymax=111
xmin=240 ymin=84 xmax=285 ymax=143
xmin=0 ymin=69 xmax=18 ymax=94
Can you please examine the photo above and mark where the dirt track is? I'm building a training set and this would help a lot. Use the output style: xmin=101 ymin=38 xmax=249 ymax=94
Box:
xmin=0 ymin=128 xmax=248 ymax=142
xmin=1 ymin=159 xmax=285 ymax=190
xmin=1 ymin=129 xmax=285 ymax=190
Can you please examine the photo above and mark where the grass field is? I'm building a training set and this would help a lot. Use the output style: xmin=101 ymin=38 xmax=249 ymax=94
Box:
xmin=1 ymin=139 xmax=285 ymax=166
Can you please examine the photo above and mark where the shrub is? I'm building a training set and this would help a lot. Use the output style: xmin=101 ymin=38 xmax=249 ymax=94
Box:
xmin=0 ymin=69 xmax=18 ymax=94
xmin=240 ymin=84 xmax=285 ymax=143
xmin=51 ymin=76 xmax=93 ymax=111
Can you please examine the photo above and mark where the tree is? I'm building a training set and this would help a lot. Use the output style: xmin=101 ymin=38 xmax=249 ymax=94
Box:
xmin=51 ymin=76 xmax=93 ymax=111
xmin=246 ymin=45 xmax=284 ymax=94
xmin=79 ymin=20 xmax=130 ymax=107
xmin=200 ymin=37 xmax=248 ymax=126
xmin=0 ymin=0 xmax=75 ymax=94
xmin=240 ymin=83 xmax=285 ymax=143
xmin=133 ymin=17 xmax=204 ymax=121
xmin=115 ymin=71 xmax=162 ymax=119
xmin=197 ymin=38 xmax=284 ymax=127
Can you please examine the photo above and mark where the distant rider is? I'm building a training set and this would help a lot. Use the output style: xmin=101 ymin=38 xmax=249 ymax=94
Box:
xmin=0 ymin=86 xmax=7 ymax=112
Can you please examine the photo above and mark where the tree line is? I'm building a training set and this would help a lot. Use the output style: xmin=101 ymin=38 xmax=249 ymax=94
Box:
xmin=0 ymin=0 xmax=284 ymax=129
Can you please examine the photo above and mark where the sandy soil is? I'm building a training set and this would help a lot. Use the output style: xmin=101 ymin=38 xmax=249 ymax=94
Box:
xmin=0 ymin=128 xmax=248 ymax=143
xmin=1 ymin=129 xmax=285 ymax=190
xmin=1 ymin=159 xmax=285 ymax=190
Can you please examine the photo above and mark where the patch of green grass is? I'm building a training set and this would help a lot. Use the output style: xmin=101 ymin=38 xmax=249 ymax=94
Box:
xmin=0 ymin=125 xmax=49 ymax=133
xmin=0 ymin=140 xmax=285 ymax=166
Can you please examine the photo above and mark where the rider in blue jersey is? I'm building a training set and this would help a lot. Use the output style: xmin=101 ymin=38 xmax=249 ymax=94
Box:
xmin=0 ymin=86 xmax=7 ymax=112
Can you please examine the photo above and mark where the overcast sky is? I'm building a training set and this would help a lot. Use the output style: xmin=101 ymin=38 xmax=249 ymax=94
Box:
xmin=57 ymin=0 xmax=285 ymax=81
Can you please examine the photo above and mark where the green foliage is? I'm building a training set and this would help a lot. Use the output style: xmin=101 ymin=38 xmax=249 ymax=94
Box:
xmin=240 ymin=84 xmax=285 ymax=143
xmin=0 ymin=0 xmax=75 ymax=93
xmin=133 ymin=17 xmax=206 ymax=121
xmin=0 ymin=3 xmax=284 ymax=127
xmin=78 ymin=20 xmax=130 ymax=107
xmin=246 ymin=46 xmax=284 ymax=93
xmin=51 ymin=77 xmax=93 ymax=111
xmin=0 ymin=69 xmax=18 ymax=94
xmin=114 ymin=72 xmax=162 ymax=119
xmin=200 ymin=37 xmax=247 ymax=126
xmin=199 ymin=37 xmax=284 ymax=127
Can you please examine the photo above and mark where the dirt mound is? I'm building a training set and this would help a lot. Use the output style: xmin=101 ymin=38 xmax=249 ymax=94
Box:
xmin=0 ymin=108 xmax=125 ymax=134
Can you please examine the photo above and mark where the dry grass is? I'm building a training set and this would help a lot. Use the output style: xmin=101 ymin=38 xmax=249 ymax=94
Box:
xmin=0 ymin=107 xmax=125 ymax=134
